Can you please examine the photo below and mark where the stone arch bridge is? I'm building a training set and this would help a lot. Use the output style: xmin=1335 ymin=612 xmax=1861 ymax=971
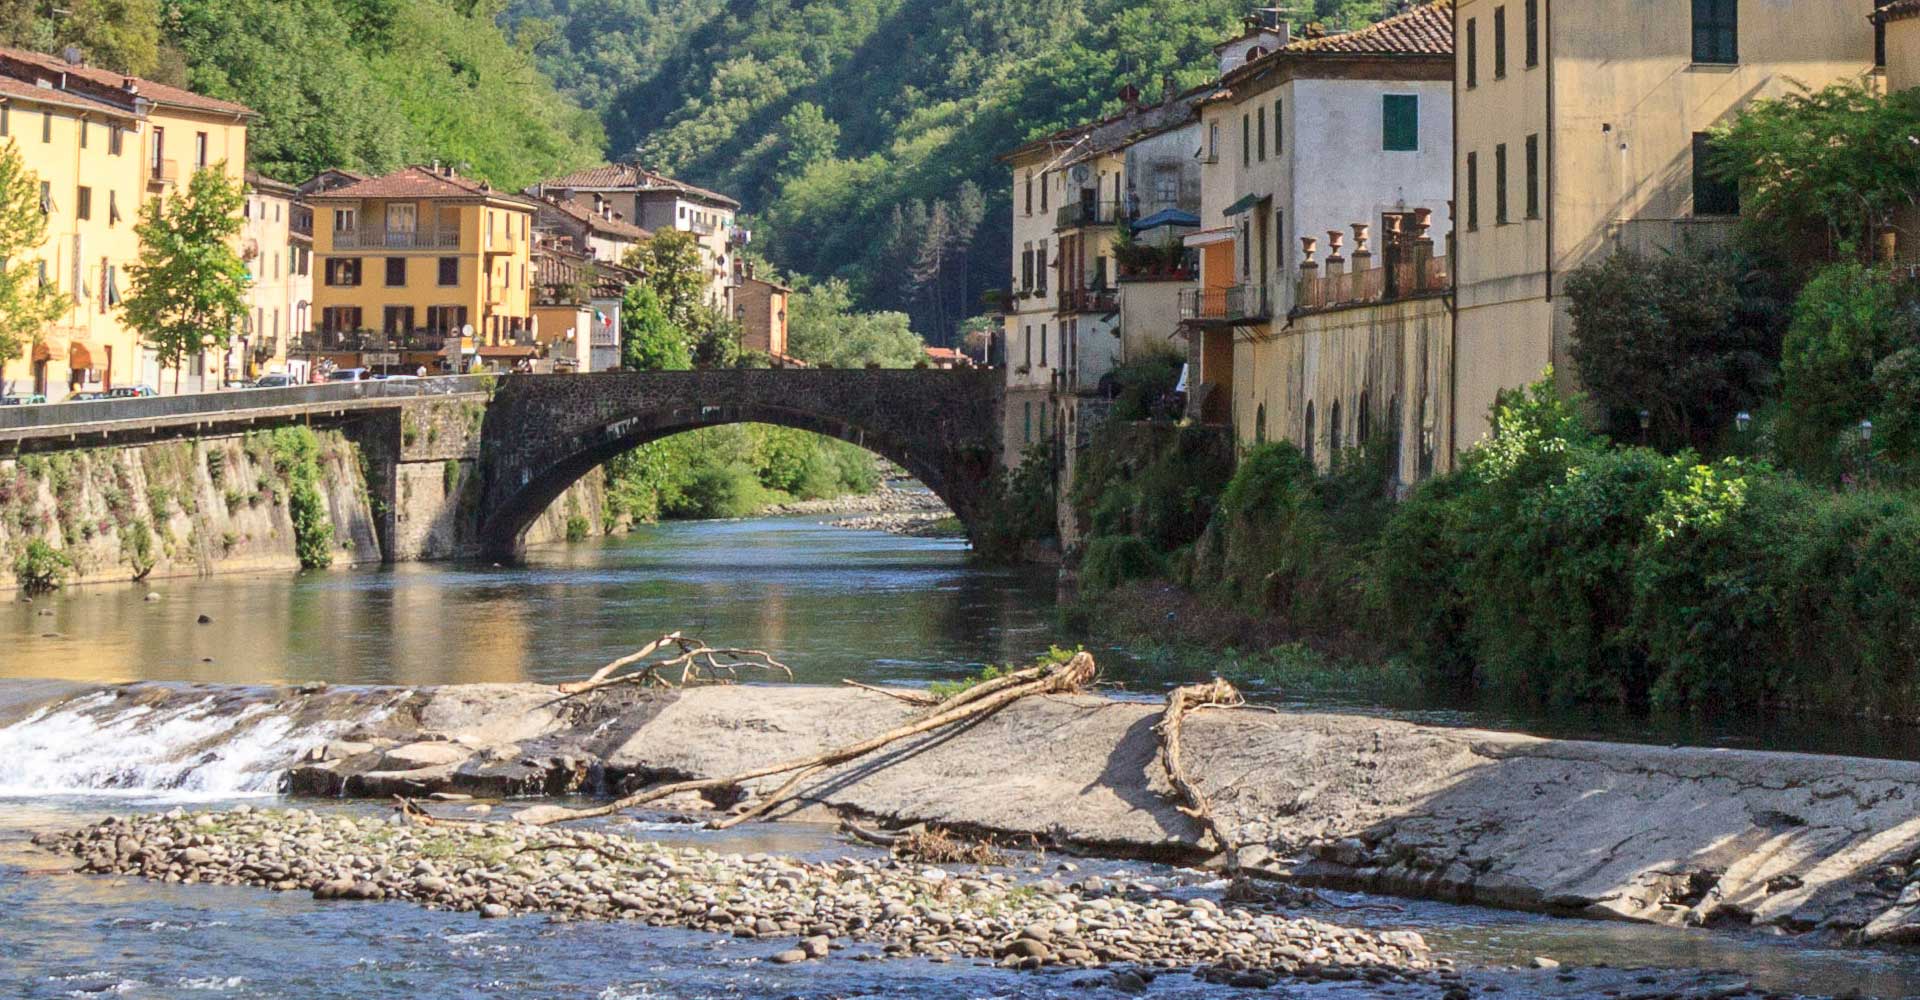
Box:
xmin=474 ymin=369 xmax=1003 ymax=557
xmin=0 ymin=370 xmax=1006 ymax=563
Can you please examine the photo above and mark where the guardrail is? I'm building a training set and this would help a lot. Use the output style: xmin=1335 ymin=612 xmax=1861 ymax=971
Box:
xmin=0 ymin=376 xmax=493 ymax=432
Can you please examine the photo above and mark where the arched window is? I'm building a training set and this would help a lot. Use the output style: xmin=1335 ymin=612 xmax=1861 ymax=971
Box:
xmin=1255 ymin=403 xmax=1267 ymax=444
xmin=1418 ymin=393 xmax=1435 ymax=478
xmin=1357 ymin=390 xmax=1371 ymax=444
xmin=1303 ymin=401 xmax=1316 ymax=467
xmin=1329 ymin=399 xmax=1342 ymax=454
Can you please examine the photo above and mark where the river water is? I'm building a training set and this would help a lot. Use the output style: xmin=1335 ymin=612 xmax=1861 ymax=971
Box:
xmin=5 ymin=517 xmax=1920 ymax=997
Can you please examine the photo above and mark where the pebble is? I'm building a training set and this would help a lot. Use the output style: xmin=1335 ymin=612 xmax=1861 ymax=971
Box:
xmin=42 ymin=808 xmax=1438 ymax=987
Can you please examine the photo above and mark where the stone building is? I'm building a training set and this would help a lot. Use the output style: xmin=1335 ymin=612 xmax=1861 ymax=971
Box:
xmin=734 ymin=267 xmax=797 ymax=365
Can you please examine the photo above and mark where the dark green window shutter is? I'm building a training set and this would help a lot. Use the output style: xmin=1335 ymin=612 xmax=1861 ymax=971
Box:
xmin=1382 ymin=95 xmax=1418 ymax=151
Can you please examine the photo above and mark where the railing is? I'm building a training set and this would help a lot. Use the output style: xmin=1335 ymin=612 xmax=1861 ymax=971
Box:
xmin=1058 ymin=287 xmax=1119 ymax=314
xmin=686 ymin=218 xmax=717 ymax=236
xmin=1180 ymin=284 xmax=1268 ymax=322
xmin=0 ymin=376 xmax=495 ymax=432
xmin=1056 ymin=200 xmax=1125 ymax=230
xmin=294 ymin=329 xmax=453 ymax=354
xmin=148 ymin=159 xmax=179 ymax=186
xmin=485 ymin=234 xmax=522 ymax=255
xmin=332 ymin=227 xmax=463 ymax=251
xmin=1295 ymin=245 xmax=1450 ymax=314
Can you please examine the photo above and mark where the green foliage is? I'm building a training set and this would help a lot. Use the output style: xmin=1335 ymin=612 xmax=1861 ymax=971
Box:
xmin=0 ymin=139 xmax=67 ymax=384
xmin=785 ymin=277 xmax=926 ymax=368
xmin=1078 ymin=534 xmax=1162 ymax=593
xmin=1777 ymin=261 xmax=1920 ymax=479
xmin=163 ymin=0 xmax=602 ymax=188
xmin=1104 ymin=353 xmax=1183 ymax=422
xmin=1565 ymin=243 xmax=1780 ymax=447
xmin=1071 ymin=423 xmax=1233 ymax=554
xmin=973 ymin=443 xmax=1057 ymax=561
xmin=1709 ymin=79 xmax=1920 ymax=263
xmin=13 ymin=538 xmax=71 ymax=594
xmin=262 ymin=426 xmax=333 ymax=569
xmin=124 ymin=164 xmax=249 ymax=391
xmin=620 ymin=283 xmax=691 ymax=371
xmin=926 ymin=663 xmax=1011 ymax=700
xmin=564 ymin=513 xmax=590 ymax=542
xmin=1188 ymin=442 xmax=1355 ymax=630
xmin=602 ymin=424 xmax=878 ymax=525
xmin=0 ymin=0 xmax=162 ymax=76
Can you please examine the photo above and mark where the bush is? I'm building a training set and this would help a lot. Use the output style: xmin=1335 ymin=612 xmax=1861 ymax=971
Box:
xmin=263 ymin=426 xmax=334 ymax=570
xmin=1079 ymin=534 xmax=1163 ymax=593
xmin=1777 ymin=261 xmax=1920 ymax=479
xmin=14 ymin=539 xmax=71 ymax=594
xmin=973 ymin=443 xmax=1057 ymax=561
xmin=565 ymin=514 xmax=591 ymax=542
xmin=1070 ymin=424 xmax=1233 ymax=554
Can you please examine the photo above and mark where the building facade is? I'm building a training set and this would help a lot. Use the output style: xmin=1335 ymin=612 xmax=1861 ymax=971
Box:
xmin=303 ymin=165 xmax=536 ymax=376
xmin=529 ymin=164 xmax=744 ymax=315
xmin=1187 ymin=2 xmax=1455 ymax=445
xmin=735 ymin=269 xmax=794 ymax=363
xmin=0 ymin=46 xmax=254 ymax=399
xmin=240 ymin=171 xmax=307 ymax=380
xmin=1451 ymin=0 xmax=1878 ymax=449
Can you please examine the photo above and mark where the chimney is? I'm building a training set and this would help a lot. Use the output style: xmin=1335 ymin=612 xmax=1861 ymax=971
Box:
xmin=1118 ymin=83 xmax=1142 ymax=109
xmin=60 ymin=46 xmax=82 ymax=66
xmin=1161 ymin=73 xmax=1178 ymax=106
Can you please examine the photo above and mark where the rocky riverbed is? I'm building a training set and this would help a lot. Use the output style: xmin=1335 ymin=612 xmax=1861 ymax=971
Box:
xmin=39 ymin=807 xmax=1440 ymax=989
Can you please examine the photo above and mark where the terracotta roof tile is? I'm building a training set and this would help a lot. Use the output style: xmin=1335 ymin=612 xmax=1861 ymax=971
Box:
xmin=1877 ymin=0 xmax=1920 ymax=22
xmin=0 ymin=74 xmax=130 ymax=116
xmin=1282 ymin=1 xmax=1452 ymax=57
xmin=536 ymin=162 xmax=740 ymax=209
xmin=537 ymin=195 xmax=649 ymax=240
xmin=308 ymin=166 xmax=533 ymax=207
xmin=0 ymin=45 xmax=254 ymax=117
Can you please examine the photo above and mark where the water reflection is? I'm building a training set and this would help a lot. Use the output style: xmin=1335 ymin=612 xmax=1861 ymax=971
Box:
xmin=1 ymin=517 xmax=1059 ymax=688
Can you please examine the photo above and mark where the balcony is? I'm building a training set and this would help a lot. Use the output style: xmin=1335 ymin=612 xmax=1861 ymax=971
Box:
xmin=1055 ymin=200 xmax=1124 ymax=231
xmin=484 ymin=234 xmax=521 ymax=255
xmin=687 ymin=218 xmax=717 ymax=236
xmin=1294 ymin=242 xmax=1450 ymax=315
xmin=333 ymin=227 xmax=463 ymax=251
xmin=147 ymin=158 xmax=179 ymax=188
xmin=1179 ymin=283 xmax=1269 ymax=323
xmin=293 ymin=329 xmax=451 ymax=354
xmin=1058 ymin=287 xmax=1119 ymax=314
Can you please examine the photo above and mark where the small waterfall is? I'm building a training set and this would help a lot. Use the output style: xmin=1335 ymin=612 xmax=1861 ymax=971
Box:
xmin=0 ymin=690 xmax=358 ymax=799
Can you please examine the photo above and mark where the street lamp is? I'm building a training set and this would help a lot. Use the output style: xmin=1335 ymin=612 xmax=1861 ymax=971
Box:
xmin=1638 ymin=409 xmax=1651 ymax=431
xmin=1735 ymin=411 xmax=1752 ymax=434
xmin=1862 ymin=419 xmax=1875 ymax=444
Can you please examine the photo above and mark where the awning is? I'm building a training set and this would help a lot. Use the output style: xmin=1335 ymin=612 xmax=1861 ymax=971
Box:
xmin=1184 ymin=226 xmax=1236 ymax=248
xmin=67 ymin=342 xmax=94 ymax=370
xmin=1222 ymin=193 xmax=1269 ymax=217
xmin=477 ymin=345 xmax=539 ymax=359
xmin=1132 ymin=209 xmax=1200 ymax=232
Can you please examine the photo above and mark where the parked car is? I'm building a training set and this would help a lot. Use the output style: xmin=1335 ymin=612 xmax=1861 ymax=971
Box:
xmin=65 ymin=390 xmax=108 ymax=402
xmin=326 ymin=368 xmax=370 ymax=382
xmin=107 ymin=385 xmax=158 ymax=399
xmin=0 ymin=393 xmax=47 ymax=405
xmin=250 ymin=373 xmax=298 ymax=389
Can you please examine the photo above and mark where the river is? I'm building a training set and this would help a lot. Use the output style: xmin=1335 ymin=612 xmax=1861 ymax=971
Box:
xmin=5 ymin=517 xmax=1920 ymax=997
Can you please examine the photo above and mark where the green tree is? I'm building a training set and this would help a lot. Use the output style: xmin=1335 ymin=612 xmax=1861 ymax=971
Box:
xmin=622 ymin=229 xmax=708 ymax=329
xmin=1710 ymin=79 xmax=1920 ymax=263
xmin=785 ymin=277 xmax=925 ymax=368
xmin=1565 ymin=243 xmax=1777 ymax=448
xmin=0 ymin=138 xmax=67 ymax=392
xmin=1776 ymin=261 xmax=1920 ymax=477
xmin=123 ymin=164 xmax=249 ymax=392
xmin=619 ymin=283 xmax=690 ymax=371
xmin=0 ymin=0 xmax=161 ymax=75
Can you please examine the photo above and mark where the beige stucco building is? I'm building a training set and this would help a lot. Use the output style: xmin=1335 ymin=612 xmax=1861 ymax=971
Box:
xmin=0 ymin=46 xmax=254 ymax=399
xmin=239 ymin=171 xmax=307 ymax=380
xmin=530 ymin=164 xmax=744 ymax=316
xmin=1451 ymin=0 xmax=1879 ymax=451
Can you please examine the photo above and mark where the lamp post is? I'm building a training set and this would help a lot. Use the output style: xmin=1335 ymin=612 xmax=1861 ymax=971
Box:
xmin=1735 ymin=411 xmax=1752 ymax=434
xmin=1638 ymin=408 xmax=1651 ymax=445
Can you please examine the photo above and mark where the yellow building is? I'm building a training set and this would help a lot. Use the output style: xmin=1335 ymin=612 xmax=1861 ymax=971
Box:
xmin=0 ymin=47 xmax=253 ymax=398
xmin=304 ymin=165 xmax=537 ymax=375
xmin=1451 ymin=0 xmax=1877 ymax=450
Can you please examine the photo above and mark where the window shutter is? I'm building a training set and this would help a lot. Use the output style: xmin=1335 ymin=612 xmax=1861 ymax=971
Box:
xmin=1382 ymin=95 xmax=1418 ymax=151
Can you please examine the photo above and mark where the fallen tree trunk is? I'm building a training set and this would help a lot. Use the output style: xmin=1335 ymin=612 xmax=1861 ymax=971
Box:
xmin=513 ymin=652 xmax=1099 ymax=827
xmin=1156 ymin=678 xmax=1244 ymax=864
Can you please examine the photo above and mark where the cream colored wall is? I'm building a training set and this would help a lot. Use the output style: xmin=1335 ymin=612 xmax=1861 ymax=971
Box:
xmin=1453 ymin=0 xmax=1877 ymax=455
xmin=1117 ymin=280 xmax=1187 ymax=363
xmin=1890 ymin=18 xmax=1920 ymax=92
xmin=0 ymin=100 xmax=145 ymax=399
xmin=1005 ymin=147 xmax=1055 ymax=392
xmin=1233 ymin=295 xmax=1454 ymax=482
xmin=242 ymin=188 xmax=296 ymax=376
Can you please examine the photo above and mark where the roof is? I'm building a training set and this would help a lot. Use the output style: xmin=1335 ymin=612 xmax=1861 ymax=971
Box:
xmin=536 ymin=195 xmax=649 ymax=241
xmin=245 ymin=170 xmax=299 ymax=198
xmin=1133 ymin=208 xmax=1201 ymax=231
xmin=0 ymin=45 xmax=254 ymax=117
xmin=0 ymin=74 xmax=136 ymax=118
xmin=535 ymin=163 xmax=740 ymax=209
xmin=307 ymin=165 xmax=536 ymax=209
xmin=1877 ymin=0 xmax=1920 ymax=22
xmin=1278 ymin=1 xmax=1451 ymax=57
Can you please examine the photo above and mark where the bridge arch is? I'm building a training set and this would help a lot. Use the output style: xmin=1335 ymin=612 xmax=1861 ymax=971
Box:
xmin=473 ymin=370 xmax=1003 ymax=558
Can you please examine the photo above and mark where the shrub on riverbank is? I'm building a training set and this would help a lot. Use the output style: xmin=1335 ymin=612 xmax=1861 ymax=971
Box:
xmin=1082 ymin=373 xmax=1920 ymax=721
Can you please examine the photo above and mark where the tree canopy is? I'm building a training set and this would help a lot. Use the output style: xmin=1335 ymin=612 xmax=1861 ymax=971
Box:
xmin=123 ymin=166 xmax=250 ymax=391
xmin=0 ymin=138 xmax=67 ymax=389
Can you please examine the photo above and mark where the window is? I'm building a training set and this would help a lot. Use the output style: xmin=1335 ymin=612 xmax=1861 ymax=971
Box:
xmin=1693 ymin=132 xmax=1740 ymax=215
xmin=1525 ymin=0 xmax=1540 ymax=68
xmin=1242 ymin=113 xmax=1251 ymax=167
xmin=1465 ymin=18 xmax=1477 ymax=88
xmin=1303 ymin=402 xmax=1315 ymax=466
xmin=1040 ymin=175 xmax=1048 ymax=212
xmin=75 ymin=186 xmax=90 ymax=221
xmin=194 ymin=131 xmax=208 ymax=169
xmin=438 ymin=257 xmax=459 ymax=286
xmin=321 ymin=306 xmax=363 ymax=332
xmin=1494 ymin=143 xmax=1509 ymax=223
xmin=386 ymin=203 xmax=417 ymax=234
xmin=1525 ymin=134 xmax=1540 ymax=219
xmin=108 ymin=190 xmax=118 ymax=225
xmin=382 ymin=306 xmax=414 ymax=334
xmin=385 ymin=257 xmax=406 ymax=286
xmin=1275 ymin=208 xmax=1286 ymax=274
xmin=1382 ymin=95 xmax=1418 ymax=151
xmin=109 ymin=124 xmax=122 ymax=155
xmin=41 ymin=110 xmax=50 ymax=143
xmin=1494 ymin=5 xmax=1507 ymax=78
xmin=78 ymin=119 xmax=87 ymax=148
xmin=150 ymin=127 xmax=164 ymax=178
xmin=1255 ymin=404 xmax=1267 ymax=444
xmin=1039 ymin=323 xmax=1048 ymax=367
xmin=333 ymin=208 xmax=356 ymax=233
xmin=1466 ymin=152 xmax=1479 ymax=230
xmin=1024 ymin=172 xmax=1033 ymax=215
xmin=1023 ymin=401 xmax=1032 ymax=442
xmin=1036 ymin=242 xmax=1048 ymax=292
xmin=37 ymin=180 xmax=48 ymax=215
xmin=1273 ymin=99 xmax=1283 ymax=156
xmin=1208 ymin=122 xmax=1220 ymax=163
xmin=0 ymin=105 xmax=8 ymax=136
xmin=1692 ymin=0 xmax=1737 ymax=64
xmin=426 ymin=305 xmax=468 ymax=333
xmin=1330 ymin=399 xmax=1342 ymax=452
xmin=1023 ymin=325 xmax=1032 ymax=367
xmin=325 ymin=257 xmax=362 ymax=287
xmin=1256 ymin=107 xmax=1267 ymax=162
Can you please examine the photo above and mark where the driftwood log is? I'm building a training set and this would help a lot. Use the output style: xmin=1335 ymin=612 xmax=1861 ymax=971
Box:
xmin=1156 ymin=678 xmax=1245 ymax=865
xmin=514 ymin=652 xmax=1098 ymax=827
